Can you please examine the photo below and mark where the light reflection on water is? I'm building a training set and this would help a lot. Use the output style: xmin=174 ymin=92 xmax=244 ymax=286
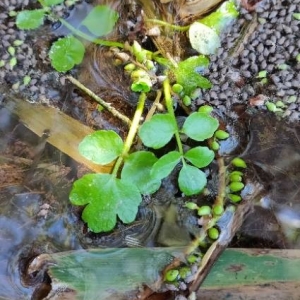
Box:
xmin=0 ymin=107 xmax=81 ymax=299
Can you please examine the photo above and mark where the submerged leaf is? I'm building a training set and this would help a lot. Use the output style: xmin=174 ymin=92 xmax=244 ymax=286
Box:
xmin=49 ymin=36 xmax=85 ymax=72
xmin=46 ymin=247 xmax=185 ymax=300
xmin=182 ymin=112 xmax=219 ymax=141
xmin=121 ymin=151 xmax=161 ymax=194
xmin=81 ymin=5 xmax=119 ymax=37
xmin=139 ymin=114 xmax=176 ymax=149
xmin=69 ymin=174 xmax=141 ymax=232
xmin=78 ymin=130 xmax=123 ymax=165
xmin=16 ymin=9 xmax=45 ymax=30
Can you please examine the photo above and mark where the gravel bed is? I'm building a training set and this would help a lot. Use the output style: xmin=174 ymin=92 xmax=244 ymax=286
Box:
xmin=0 ymin=0 xmax=299 ymax=121
xmin=200 ymin=0 xmax=300 ymax=121
xmin=0 ymin=0 xmax=79 ymax=104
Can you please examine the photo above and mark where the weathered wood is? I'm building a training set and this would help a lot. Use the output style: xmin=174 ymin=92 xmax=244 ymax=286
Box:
xmin=2 ymin=94 xmax=113 ymax=173
xmin=200 ymin=248 xmax=300 ymax=299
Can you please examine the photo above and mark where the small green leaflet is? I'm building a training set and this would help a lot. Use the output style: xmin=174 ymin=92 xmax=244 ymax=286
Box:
xmin=78 ymin=130 xmax=123 ymax=165
xmin=293 ymin=13 xmax=300 ymax=20
xmin=181 ymin=112 xmax=219 ymax=141
xmin=121 ymin=151 xmax=161 ymax=195
xmin=173 ymin=56 xmax=211 ymax=95
xmin=198 ymin=0 xmax=239 ymax=34
xmin=49 ymin=36 xmax=85 ymax=72
xmin=40 ymin=0 xmax=64 ymax=6
xmin=81 ymin=5 xmax=119 ymax=37
xmin=151 ymin=151 xmax=181 ymax=181
xmin=178 ymin=164 xmax=207 ymax=196
xmin=16 ymin=9 xmax=45 ymax=30
xmin=139 ymin=114 xmax=176 ymax=149
xmin=184 ymin=146 xmax=214 ymax=168
xmin=69 ymin=174 xmax=142 ymax=233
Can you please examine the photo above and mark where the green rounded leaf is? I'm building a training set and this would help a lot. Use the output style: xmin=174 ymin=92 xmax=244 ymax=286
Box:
xmin=139 ymin=114 xmax=176 ymax=149
xmin=49 ymin=36 xmax=85 ymax=72
xmin=81 ymin=5 xmax=119 ymax=37
xmin=16 ymin=9 xmax=45 ymax=30
xmin=178 ymin=164 xmax=207 ymax=196
xmin=70 ymin=174 xmax=142 ymax=233
xmin=121 ymin=151 xmax=161 ymax=194
xmin=78 ymin=130 xmax=123 ymax=165
xmin=82 ymin=204 xmax=117 ymax=233
xmin=184 ymin=146 xmax=214 ymax=168
xmin=151 ymin=151 xmax=181 ymax=181
xmin=182 ymin=112 xmax=219 ymax=141
xmin=70 ymin=173 xmax=105 ymax=206
xmin=113 ymin=178 xmax=142 ymax=224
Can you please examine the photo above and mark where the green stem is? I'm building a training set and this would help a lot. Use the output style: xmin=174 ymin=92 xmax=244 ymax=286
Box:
xmin=146 ymin=19 xmax=190 ymax=32
xmin=112 ymin=92 xmax=146 ymax=176
xmin=59 ymin=18 xmax=124 ymax=48
xmin=163 ymin=78 xmax=184 ymax=155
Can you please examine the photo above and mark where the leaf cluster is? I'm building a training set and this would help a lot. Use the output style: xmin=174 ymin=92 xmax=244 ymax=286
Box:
xmin=70 ymin=110 xmax=219 ymax=232
xmin=139 ymin=112 xmax=218 ymax=195
xmin=16 ymin=1 xmax=119 ymax=72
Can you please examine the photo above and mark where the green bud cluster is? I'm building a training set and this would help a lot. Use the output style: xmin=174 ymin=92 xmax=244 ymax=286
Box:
xmin=265 ymin=101 xmax=284 ymax=113
xmin=124 ymin=41 xmax=157 ymax=93
xmin=226 ymin=159 xmax=247 ymax=203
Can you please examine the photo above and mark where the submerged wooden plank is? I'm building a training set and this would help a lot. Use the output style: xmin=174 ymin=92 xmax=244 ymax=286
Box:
xmin=2 ymin=95 xmax=113 ymax=173
xmin=31 ymin=247 xmax=300 ymax=300
xmin=200 ymin=248 xmax=300 ymax=299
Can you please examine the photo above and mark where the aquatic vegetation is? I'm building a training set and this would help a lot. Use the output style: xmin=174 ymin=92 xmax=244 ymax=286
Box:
xmin=15 ymin=0 xmax=120 ymax=72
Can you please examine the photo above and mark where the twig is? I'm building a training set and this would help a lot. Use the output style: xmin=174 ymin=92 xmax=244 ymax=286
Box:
xmin=145 ymin=90 xmax=163 ymax=121
xmin=66 ymin=76 xmax=131 ymax=126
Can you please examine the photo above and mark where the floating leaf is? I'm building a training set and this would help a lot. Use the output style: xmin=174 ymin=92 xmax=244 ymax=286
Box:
xmin=16 ymin=9 xmax=45 ymax=30
xmin=184 ymin=146 xmax=214 ymax=168
xmin=182 ymin=112 xmax=219 ymax=141
xmin=151 ymin=151 xmax=181 ymax=181
xmin=173 ymin=56 xmax=211 ymax=95
xmin=178 ymin=164 xmax=207 ymax=196
xmin=121 ymin=151 xmax=161 ymax=194
xmin=188 ymin=22 xmax=221 ymax=55
xmin=78 ymin=130 xmax=123 ymax=165
xmin=81 ymin=5 xmax=119 ymax=37
xmin=49 ymin=36 xmax=85 ymax=72
xmin=69 ymin=174 xmax=142 ymax=232
xmin=139 ymin=114 xmax=176 ymax=149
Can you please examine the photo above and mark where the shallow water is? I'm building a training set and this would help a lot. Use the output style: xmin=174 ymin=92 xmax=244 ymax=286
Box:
xmin=0 ymin=107 xmax=82 ymax=299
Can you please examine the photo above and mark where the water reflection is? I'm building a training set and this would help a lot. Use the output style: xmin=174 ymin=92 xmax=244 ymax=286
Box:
xmin=0 ymin=107 xmax=81 ymax=299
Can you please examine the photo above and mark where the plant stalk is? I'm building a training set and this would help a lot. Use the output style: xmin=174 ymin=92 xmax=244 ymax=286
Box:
xmin=145 ymin=19 xmax=190 ymax=32
xmin=112 ymin=92 xmax=146 ymax=176
xmin=163 ymin=78 xmax=184 ymax=155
